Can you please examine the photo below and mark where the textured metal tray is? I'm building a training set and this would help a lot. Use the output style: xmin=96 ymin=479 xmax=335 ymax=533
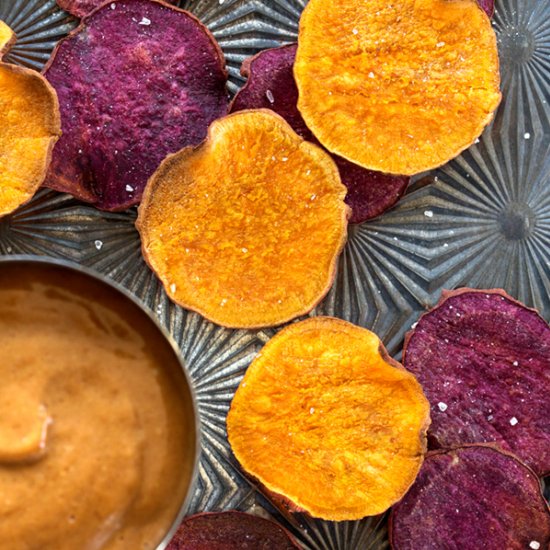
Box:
xmin=0 ymin=0 xmax=548 ymax=547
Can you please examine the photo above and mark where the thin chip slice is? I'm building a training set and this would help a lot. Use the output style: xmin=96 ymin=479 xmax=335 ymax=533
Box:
xmin=231 ymin=44 xmax=409 ymax=223
xmin=390 ymin=446 xmax=550 ymax=550
xmin=137 ymin=110 xmax=349 ymax=328
xmin=227 ymin=317 xmax=430 ymax=520
xmin=167 ymin=512 xmax=300 ymax=550
xmin=403 ymin=289 xmax=550 ymax=476
xmin=0 ymin=22 xmax=61 ymax=218
xmin=44 ymin=0 xmax=228 ymax=211
xmin=0 ymin=20 xmax=15 ymax=54
xmin=295 ymin=0 xmax=501 ymax=175
xmin=57 ymin=0 xmax=177 ymax=18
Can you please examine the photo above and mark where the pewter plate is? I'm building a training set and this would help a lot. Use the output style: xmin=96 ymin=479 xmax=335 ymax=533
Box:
xmin=0 ymin=0 xmax=548 ymax=547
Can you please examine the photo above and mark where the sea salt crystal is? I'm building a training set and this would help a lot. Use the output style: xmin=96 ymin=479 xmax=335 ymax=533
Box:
xmin=125 ymin=184 xmax=134 ymax=192
xmin=139 ymin=17 xmax=151 ymax=26
xmin=281 ymin=157 xmax=288 ymax=162
xmin=509 ymin=417 xmax=518 ymax=426
xmin=110 ymin=2 xmax=116 ymax=8
xmin=436 ymin=41 xmax=446 ymax=48
xmin=94 ymin=240 xmax=103 ymax=250
xmin=524 ymin=132 xmax=531 ymax=139
xmin=265 ymin=89 xmax=275 ymax=104
xmin=424 ymin=210 xmax=434 ymax=218
xmin=310 ymin=194 xmax=317 ymax=201
xmin=220 ymin=298 xmax=227 ymax=306
xmin=368 ymin=71 xmax=375 ymax=78
xmin=170 ymin=283 xmax=177 ymax=293
xmin=241 ymin=247 xmax=248 ymax=253
xmin=438 ymin=402 xmax=448 ymax=412
xmin=310 ymin=407 xmax=315 ymax=414
xmin=352 ymin=28 xmax=359 ymax=35
xmin=529 ymin=541 xmax=540 ymax=549
xmin=411 ymin=322 xmax=418 ymax=329
xmin=513 ymin=361 xmax=518 ymax=366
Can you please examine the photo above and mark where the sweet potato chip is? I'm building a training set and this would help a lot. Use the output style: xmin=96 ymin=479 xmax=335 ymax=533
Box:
xmin=0 ymin=21 xmax=15 ymax=54
xmin=390 ymin=446 xmax=550 ymax=550
xmin=137 ymin=110 xmax=349 ymax=328
xmin=403 ymin=289 xmax=550 ymax=476
xmin=294 ymin=0 xmax=501 ymax=175
xmin=57 ymin=0 xmax=177 ymax=18
xmin=227 ymin=317 xmax=430 ymax=520
xmin=168 ymin=512 xmax=300 ymax=550
xmin=230 ymin=44 xmax=409 ymax=223
xmin=44 ymin=0 xmax=228 ymax=211
xmin=0 ymin=22 xmax=61 ymax=218
xmin=479 ymin=0 xmax=495 ymax=17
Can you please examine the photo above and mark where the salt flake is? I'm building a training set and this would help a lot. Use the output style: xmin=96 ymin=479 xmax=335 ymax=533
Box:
xmin=139 ymin=17 xmax=151 ymax=26
xmin=438 ymin=402 xmax=448 ymax=412
xmin=265 ymin=89 xmax=275 ymax=104
xmin=529 ymin=541 xmax=540 ymax=550
xmin=94 ymin=240 xmax=103 ymax=250
xmin=509 ymin=417 xmax=518 ymax=426
xmin=524 ymin=132 xmax=531 ymax=139
xmin=424 ymin=210 xmax=434 ymax=218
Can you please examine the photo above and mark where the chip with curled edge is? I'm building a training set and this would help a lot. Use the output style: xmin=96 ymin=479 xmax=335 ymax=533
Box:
xmin=403 ymin=288 xmax=550 ymax=476
xmin=137 ymin=110 xmax=349 ymax=328
xmin=227 ymin=317 xmax=430 ymax=520
xmin=295 ymin=0 xmax=501 ymax=175
xmin=44 ymin=0 xmax=228 ymax=211
xmin=0 ymin=21 xmax=61 ymax=218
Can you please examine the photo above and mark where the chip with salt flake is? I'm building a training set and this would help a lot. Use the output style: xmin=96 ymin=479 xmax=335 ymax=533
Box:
xmin=45 ymin=0 xmax=228 ymax=211
xmin=390 ymin=446 xmax=550 ymax=550
xmin=56 ymin=0 xmax=177 ymax=18
xmin=404 ymin=288 xmax=550 ymax=476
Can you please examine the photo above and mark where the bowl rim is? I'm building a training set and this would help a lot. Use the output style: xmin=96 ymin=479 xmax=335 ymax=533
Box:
xmin=0 ymin=254 xmax=201 ymax=550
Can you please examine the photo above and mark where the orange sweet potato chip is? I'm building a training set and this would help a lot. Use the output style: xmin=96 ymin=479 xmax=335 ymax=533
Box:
xmin=0 ymin=21 xmax=60 ymax=217
xmin=227 ymin=317 xmax=431 ymax=520
xmin=294 ymin=0 xmax=501 ymax=175
xmin=137 ymin=110 xmax=349 ymax=328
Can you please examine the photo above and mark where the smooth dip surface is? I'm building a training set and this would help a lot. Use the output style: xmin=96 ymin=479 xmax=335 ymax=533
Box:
xmin=0 ymin=263 xmax=196 ymax=550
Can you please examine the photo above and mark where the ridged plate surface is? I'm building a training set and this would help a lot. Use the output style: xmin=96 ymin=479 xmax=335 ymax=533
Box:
xmin=0 ymin=0 xmax=548 ymax=547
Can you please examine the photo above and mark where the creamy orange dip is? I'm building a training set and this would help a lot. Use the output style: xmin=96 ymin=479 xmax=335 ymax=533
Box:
xmin=0 ymin=263 xmax=196 ymax=549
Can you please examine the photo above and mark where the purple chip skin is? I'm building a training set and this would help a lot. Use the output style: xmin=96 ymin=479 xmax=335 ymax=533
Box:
xmin=230 ymin=44 xmax=409 ymax=224
xmin=390 ymin=446 xmax=550 ymax=550
xmin=478 ymin=0 xmax=495 ymax=17
xmin=403 ymin=288 xmax=550 ymax=476
xmin=167 ymin=511 xmax=300 ymax=550
xmin=44 ymin=0 xmax=229 ymax=211
xmin=57 ymin=0 xmax=178 ymax=18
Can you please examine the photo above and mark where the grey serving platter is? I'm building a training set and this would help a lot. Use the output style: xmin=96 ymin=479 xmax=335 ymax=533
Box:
xmin=0 ymin=0 xmax=548 ymax=547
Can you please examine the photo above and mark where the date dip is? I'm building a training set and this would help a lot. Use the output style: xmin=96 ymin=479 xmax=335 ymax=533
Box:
xmin=0 ymin=260 xmax=197 ymax=549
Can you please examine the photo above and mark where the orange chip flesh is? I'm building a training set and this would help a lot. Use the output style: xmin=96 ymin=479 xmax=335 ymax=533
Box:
xmin=227 ymin=317 xmax=431 ymax=520
xmin=294 ymin=0 xmax=501 ymax=175
xmin=137 ymin=110 xmax=349 ymax=329
xmin=0 ymin=21 xmax=60 ymax=217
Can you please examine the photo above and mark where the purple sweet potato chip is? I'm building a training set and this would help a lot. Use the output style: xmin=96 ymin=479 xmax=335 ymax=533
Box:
xmin=44 ymin=0 xmax=229 ymax=211
xmin=230 ymin=44 xmax=409 ymax=223
xmin=167 ymin=511 xmax=300 ymax=550
xmin=390 ymin=445 xmax=550 ymax=550
xmin=403 ymin=288 xmax=550 ymax=476
xmin=478 ymin=0 xmax=495 ymax=17
xmin=57 ymin=0 xmax=177 ymax=18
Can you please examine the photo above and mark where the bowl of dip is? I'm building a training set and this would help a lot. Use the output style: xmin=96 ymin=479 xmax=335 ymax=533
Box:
xmin=0 ymin=256 xmax=199 ymax=550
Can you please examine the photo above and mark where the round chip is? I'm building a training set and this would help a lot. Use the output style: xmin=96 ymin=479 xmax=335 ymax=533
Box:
xmin=44 ymin=0 xmax=228 ymax=211
xmin=0 ymin=22 xmax=61 ymax=218
xmin=403 ymin=289 xmax=550 ymax=476
xmin=57 ymin=0 xmax=177 ymax=18
xmin=167 ymin=511 xmax=300 ymax=550
xmin=227 ymin=317 xmax=430 ymax=520
xmin=295 ymin=0 xmax=501 ymax=175
xmin=390 ymin=446 xmax=550 ymax=550
xmin=231 ymin=44 xmax=409 ymax=223
xmin=137 ymin=110 xmax=349 ymax=329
